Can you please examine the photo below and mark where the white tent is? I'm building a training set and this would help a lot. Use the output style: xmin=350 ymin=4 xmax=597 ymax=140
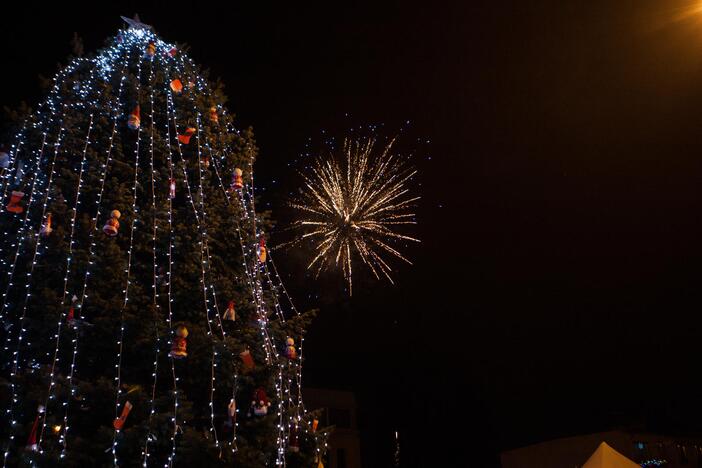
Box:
xmin=582 ymin=442 xmax=640 ymax=468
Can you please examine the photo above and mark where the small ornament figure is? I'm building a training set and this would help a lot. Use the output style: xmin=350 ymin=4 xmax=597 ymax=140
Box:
xmin=311 ymin=418 xmax=319 ymax=433
xmin=169 ymin=325 xmax=188 ymax=359
xmin=113 ymin=401 xmax=133 ymax=430
xmin=145 ymin=41 xmax=156 ymax=58
xmin=230 ymin=168 xmax=243 ymax=191
xmin=288 ymin=426 xmax=300 ymax=452
xmin=239 ymin=349 xmax=254 ymax=373
xmin=169 ymin=79 xmax=183 ymax=94
xmin=177 ymin=127 xmax=196 ymax=145
xmin=103 ymin=210 xmax=121 ymax=236
xmin=40 ymin=212 xmax=53 ymax=237
xmin=201 ymin=155 xmax=210 ymax=169
xmin=67 ymin=295 xmax=77 ymax=327
xmin=209 ymin=106 xmax=219 ymax=123
xmin=25 ymin=405 xmax=45 ymax=452
xmin=169 ymin=177 xmax=176 ymax=199
xmin=6 ymin=190 xmax=25 ymax=214
xmin=167 ymin=47 xmax=177 ymax=57
xmin=257 ymin=238 xmax=267 ymax=263
xmin=250 ymin=387 xmax=271 ymax=417
xmin=284 ymin=337 xmax=297 ymax=360
xmin=223 ymin=300 xmax=236 ymax=321
xmin=224 ymin=398 xmax=236 ymax=431
xmin=128 ymin=105 xmax=141 ymax=130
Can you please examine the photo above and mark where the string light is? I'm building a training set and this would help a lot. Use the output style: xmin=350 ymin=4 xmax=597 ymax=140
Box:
xmin=112 ymin=32 xmax=145 ymax=466
xmin=142 ymin=47 xmax=160 ymax=467
xmin=54 ymin=40 xmax=133 ymax=459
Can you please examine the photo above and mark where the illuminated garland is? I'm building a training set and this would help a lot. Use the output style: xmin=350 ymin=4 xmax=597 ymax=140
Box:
xmin=111 ymin=40 xmax=144 ymax=466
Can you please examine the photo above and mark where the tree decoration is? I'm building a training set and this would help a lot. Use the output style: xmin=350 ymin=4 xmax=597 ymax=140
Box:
xmin=6 ymin=190 xmax=24 ymax=213
xmin=113 ymin=401 xmax=133 ymax=430
xmin=223 ymin=300 xmax=236 ymax=321
xmin=67 ymin=295 xmax=78 ymax=328
xmin=209 ymin=106 xmax=218 ymax=123
xmin=169 ymin=78 xmax=183 ymax=94
xmin=240 ymin=349 xmax=254 ymax=372
xmin=224 ymin=398 xmax=236 ymax=431
xmin=127 ymin=105 xmax=140 ymax=130
xmin=25 ymin=405 xmax=45 ymax=452
xmin=177 ymin=126 xmax=196 ymax=144
xmin=102 ymin=209 xmax=121 ymax=236
xmin=284 ymin=337 xmax=297 ymax=359
xmin=257 ymin=237 xmax=267 ymax=263
xmin=249 ymin=387 xmax=271 ymax=417
xmin=169 ymin=325 xmax=188 ymax=359
xmin=168 ymin=177 xmax=176 ymax=199
xmin=289 ymin=426 xmax=300 ymax=452
xmin=39 ymin=212 xmax=53 ymax=237
xmin=145 ymin=41 xmax=156 ymax=58
xmin=230 ymin=167 xmax=243 ymax=191
xmin=289 ymin=136 xmax=420 ymax=294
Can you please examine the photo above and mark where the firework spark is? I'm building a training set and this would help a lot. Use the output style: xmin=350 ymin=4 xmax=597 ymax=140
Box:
xmin=290 ymin=137 xmax=420 ymax=294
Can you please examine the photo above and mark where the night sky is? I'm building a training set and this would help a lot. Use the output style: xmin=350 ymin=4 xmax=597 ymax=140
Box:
xmin=5 ymin=1 xmax=702 ymax=466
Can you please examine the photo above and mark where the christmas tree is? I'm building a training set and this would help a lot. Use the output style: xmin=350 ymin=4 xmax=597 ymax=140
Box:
xmin=0 ymin=17 xmax=326 ymax=467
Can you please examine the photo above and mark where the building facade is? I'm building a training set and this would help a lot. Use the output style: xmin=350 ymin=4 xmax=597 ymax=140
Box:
xmin=304 ymin=388 xmax=362 ymax=468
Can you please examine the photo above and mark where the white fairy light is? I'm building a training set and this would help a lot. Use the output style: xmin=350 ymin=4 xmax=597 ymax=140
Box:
xmin=112 ymin=31 xmax=145 ymax=466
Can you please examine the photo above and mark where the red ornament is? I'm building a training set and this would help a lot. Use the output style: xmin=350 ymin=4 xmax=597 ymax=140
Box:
xmin=127 ymin=105 xmax=140 ymax=130
xmin=6 ymin=190 xmax=24 ymax=214
xmin=239 ymin=349 xmax=254 ymax=373
xmin=167 ymin=47 xmax=177 ymax=57
xmin=113 ymin=401 xmax=133 ymax=430
xmin=223 ymin=300 xmax=236 ymax=321
xmin=169 ymin=79 xmax=183 ymax=94
xmin=177 ymin=127 xmax=196 ymax=145
xmin=169 ymin=325 xmax=188 ymax=359
xmin=103 ymin=210 xmax=121 ymax=236
xmin=67 ymin=304 xmax=75 ymax=325
xmin=25 ymin=406 xmax=44 ymax=452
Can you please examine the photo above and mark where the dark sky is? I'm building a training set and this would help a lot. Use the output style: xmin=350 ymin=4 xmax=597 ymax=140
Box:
xmin=5 ymin=1 xmax=702 ymax=466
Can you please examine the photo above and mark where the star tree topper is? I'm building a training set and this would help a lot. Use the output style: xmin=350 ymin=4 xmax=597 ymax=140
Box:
xmin=120 ymin=14 xmax=153 ymax=31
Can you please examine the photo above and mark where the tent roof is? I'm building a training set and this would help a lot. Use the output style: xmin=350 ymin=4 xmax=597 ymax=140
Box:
xmin=582 ymin=442 xmax=640 ymax=468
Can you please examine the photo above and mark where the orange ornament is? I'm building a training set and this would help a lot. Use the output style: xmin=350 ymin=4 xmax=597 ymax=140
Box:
xmin=169 ymin=79 xmax=183 ymax=94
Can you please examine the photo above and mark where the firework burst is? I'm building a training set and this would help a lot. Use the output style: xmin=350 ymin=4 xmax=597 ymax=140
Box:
xmin=290 ymin=136 xmax=420 ymax=294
